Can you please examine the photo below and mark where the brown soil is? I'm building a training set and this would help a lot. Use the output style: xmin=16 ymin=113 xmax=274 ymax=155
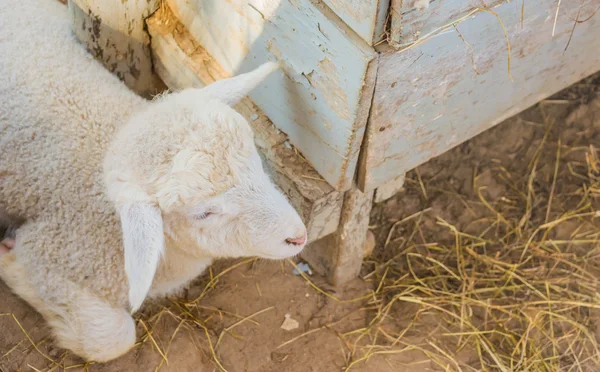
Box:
xmin=2 ymin=74 xmax=600 ymax=372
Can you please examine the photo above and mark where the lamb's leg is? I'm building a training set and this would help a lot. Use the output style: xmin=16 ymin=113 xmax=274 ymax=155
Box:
xmin=0 ymin=251 xmax=52 ymax=310
xmin=0 ymin=252 xmax=136 ymax=362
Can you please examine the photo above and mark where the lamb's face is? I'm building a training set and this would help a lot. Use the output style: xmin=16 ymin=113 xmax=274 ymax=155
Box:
xmin=167 ymin=149 xmax=307 ymax=260
xmin=156 ymin=96 xmax=307 ymax=259
xmin=105 ymin=92 xmax=307 ymax=262
xmin=104 ymin=62 xmax=306 ymax=311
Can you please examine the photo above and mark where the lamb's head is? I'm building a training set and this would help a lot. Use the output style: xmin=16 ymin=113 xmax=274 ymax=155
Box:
xmin=104 ymin=63 xmax=307 ymax=311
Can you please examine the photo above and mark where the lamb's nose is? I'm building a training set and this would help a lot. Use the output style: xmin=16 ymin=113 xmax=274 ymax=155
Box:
xmin=286 ymin=233 xmax=307 ymax=246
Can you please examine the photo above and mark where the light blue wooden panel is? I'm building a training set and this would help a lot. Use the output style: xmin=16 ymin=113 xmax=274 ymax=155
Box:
xmin=394 ymin=0 xmax=505 ymax=45
xmin=322 ymin=0 xmax=390 ymax=45
xmin=167 ymin=0 xmax=377 ymax=191
xmin=359 ymin=0 xmax=600 ymax=191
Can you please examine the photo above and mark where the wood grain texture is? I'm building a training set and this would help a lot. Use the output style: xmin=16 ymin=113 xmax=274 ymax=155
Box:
xmin=67 ymin=0 xmax=165 ymax=97
xmin=359 ymin=0 xmax=600 ymax=191
xmin=165 ymin=0 xmax=377 ymax=191
xmin=391 ymin=0 xmax=506 ymax=46
xmin=322 ymin=0 xmax=390 ymax=45
xmin=147 ymin=8 xmax=343 ymax=241
xmin=302 ymin=187 xmax=374 ymax=285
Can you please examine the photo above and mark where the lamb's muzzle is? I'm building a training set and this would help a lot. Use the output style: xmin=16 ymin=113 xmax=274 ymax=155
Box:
xmin=285 ymin=234 xmax=307 ymax=247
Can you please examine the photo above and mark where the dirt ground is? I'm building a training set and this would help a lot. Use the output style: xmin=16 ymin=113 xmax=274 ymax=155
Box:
xmin=2 ymin=74 xmax=600 ymax=371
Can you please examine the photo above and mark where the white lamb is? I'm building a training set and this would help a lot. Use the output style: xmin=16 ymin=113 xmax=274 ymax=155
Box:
xmin=0 ymin=0 xmax=307 ymax=362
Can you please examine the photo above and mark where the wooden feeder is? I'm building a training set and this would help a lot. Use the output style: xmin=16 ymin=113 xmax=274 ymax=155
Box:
xmin=66 ymin=0 xmax=600 ymax=284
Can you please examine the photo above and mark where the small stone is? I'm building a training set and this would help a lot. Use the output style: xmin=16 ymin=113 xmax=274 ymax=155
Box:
xmin=292 ymin=262 xmax=312 ymax=276
xmin=250 ymin=113 xmax=259 ymax=121
xmin=281 ymin=314 xmax=299 ymax=331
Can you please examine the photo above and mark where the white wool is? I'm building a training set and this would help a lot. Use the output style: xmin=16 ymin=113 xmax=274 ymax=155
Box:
xmin=0 ymin=0 xmax=306 ymax=362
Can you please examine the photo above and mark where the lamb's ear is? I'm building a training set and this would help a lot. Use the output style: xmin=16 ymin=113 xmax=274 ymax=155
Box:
xmin=120 ymin=202 xmax=165 ymax=313
xmin=199 ymin=61 xmax=279 ymax=106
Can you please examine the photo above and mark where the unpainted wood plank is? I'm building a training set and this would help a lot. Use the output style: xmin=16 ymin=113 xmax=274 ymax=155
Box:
xmin=67 ymin=0 xmax=165 ymax=97
xmin=147 ymin=8 xmax=343 ymax=241
xmin=166 ymin=0 xmax=377 ymax=191
xmin=322 ymin=0 xmax=390 ymax=45
xmin=302 ymin=187 xmax=374 ymax=285
xmin=389 ymin=0 xmax=505 ymax=47
xmin=359 ymin=0 xmax=600 ymax=191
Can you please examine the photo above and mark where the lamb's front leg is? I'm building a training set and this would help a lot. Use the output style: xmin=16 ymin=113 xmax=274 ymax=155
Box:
xmin=150 ymin=245 xmax=213 ymax=298
xmin=0 ymin=249 xmax=137 ymax=362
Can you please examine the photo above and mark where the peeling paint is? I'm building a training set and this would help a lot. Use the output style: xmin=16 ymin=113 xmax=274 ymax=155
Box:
xmin=167 ymin=0 xmax=376 ymax=189
xmin=360 ymin=0 xmax=600 ymax=191
xmin=69 ymin=0 xmax=164 ymax=97
xmin=307 ymin=57 xmax=351 ymax=121
xmin=322 ymin=0 xmax=389 ymax=45
xmin=414 ymin=0 xmax=430 ymax=10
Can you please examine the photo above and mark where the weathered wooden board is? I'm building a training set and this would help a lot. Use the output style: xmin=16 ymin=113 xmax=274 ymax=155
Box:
xmin=322 ymin=0 xmax=390 ymax=45
xmin=389 ymin=0 xmax=506 ymax=47
xmin=67 ymin=0 xmax=165 ymax=97
xmin=359 ymin=0 xmax=600 ymax=191
xmin=165 ymin=0 xmax=378 ymax=191
xmin=147 ymin=8 xmax=343 ymax=241
xmin=302 ymin=187 xmax=374 ymax=284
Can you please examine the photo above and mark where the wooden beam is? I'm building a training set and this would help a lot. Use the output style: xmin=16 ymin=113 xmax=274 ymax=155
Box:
xmin=146 ymin=7 xmax=343 ymax=242
xmin=67 ymin=0 xmax=165 ymax=98
xmin=302 ymin=187 xmax=374 ymax=285
xmin=359 ymin=0 xmax=600 ymax=191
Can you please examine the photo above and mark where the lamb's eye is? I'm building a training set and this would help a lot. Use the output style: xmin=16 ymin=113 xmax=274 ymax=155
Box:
xmin=194 ymin=212 xmax=213 ymax=220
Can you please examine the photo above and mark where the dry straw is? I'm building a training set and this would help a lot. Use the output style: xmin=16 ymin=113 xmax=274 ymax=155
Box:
xmin=4 ymin=90 xmax=600 ymax=371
